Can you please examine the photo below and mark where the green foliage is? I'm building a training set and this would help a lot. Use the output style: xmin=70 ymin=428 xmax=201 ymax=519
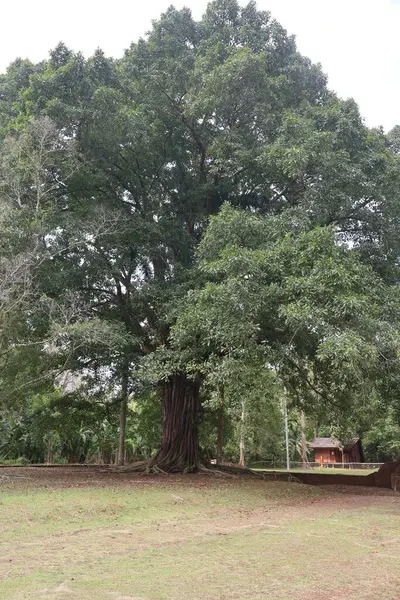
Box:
xmin=0 ymin=0 xmax=400 ymax=467
xmin=362 ymin=410 xmax=400 ymax=461
xmin=127 ymin=392 xmax=162 ymax=460
xmin=172 ymin=204 xmax=400 ymax=430
xmin=0 ymin=388 xmax=163 ymax=464
xmin=0 ymin=390 xmax=115 ymax=463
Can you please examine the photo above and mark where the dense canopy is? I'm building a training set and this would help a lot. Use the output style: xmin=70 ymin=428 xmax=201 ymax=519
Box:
xmin=1 ymin=0 xmax=400 ymax=471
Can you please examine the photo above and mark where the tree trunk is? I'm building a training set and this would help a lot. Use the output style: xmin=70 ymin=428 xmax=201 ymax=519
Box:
xmin=216 ymin=386 xmax=224 ymax=464
xmin=117 ymin=359 xmax=129 ymax=467
xmin=217 ymin=407 xmax=224 ymax=465
xmin=151 ymin=373 xmax=201 ymax=473
xmin=239 ymin=401 xmax=246 ymax=468
xmin=46 ymin=436 xmax=53 ymax=464
xmin=301 ymin=410 xmax=308 ymax=467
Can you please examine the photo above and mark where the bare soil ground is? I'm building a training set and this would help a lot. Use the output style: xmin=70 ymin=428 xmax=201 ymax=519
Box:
xmin=0 ymin=467 xmax=399 ymax=600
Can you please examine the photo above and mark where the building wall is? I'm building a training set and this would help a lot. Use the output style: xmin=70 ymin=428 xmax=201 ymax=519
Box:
xmin=314 ymin=444 xmax=362 ymax=464
xmin=335 ymin=449 xmax=345 ymax=463
xmin=351 ymin=444 xmax=361 ymax=463
xmin=294 ymin=472 xmax=377 ymax=487
xmin=314 ymin=448 xmax=337 ymax=463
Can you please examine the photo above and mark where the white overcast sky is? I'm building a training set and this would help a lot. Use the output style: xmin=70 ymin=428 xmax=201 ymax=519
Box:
xmin=1 ymin=0 xmax=399 ymax=131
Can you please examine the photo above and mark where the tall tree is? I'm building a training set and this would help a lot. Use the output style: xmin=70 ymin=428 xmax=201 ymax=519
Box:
xmin=0 ymin=1 xmax=399 ymax=471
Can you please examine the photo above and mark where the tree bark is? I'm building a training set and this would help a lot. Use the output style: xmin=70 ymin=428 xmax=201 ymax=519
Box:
xmin=216 ymin=386 xmax=224 ymax=464
xmin=217 ymin=407 xmax=224 ymax=465
xmin=150 ymin=373 xmax=201 ymax=473
xmin=117 ymin=359 xmax=129 ymax=467
xmin=301 ymin=410 xmax=308 ymax=467
xmin=46 ymin=436 xmax=53 ymax=464
xmin=239 ymin=401 xmax=246 ymax=468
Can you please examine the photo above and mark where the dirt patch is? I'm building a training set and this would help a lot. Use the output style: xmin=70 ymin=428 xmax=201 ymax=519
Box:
xmin=0 ymin=466 xmax=209 ymax=489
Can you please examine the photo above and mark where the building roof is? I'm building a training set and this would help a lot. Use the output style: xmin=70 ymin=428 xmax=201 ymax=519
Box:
xmin=309 ymin=437 xmax=360 ymax=450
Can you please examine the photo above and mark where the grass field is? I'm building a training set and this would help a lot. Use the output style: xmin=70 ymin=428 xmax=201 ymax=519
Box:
xmin=1 ymin=467 xmax=399 ymax=600
xmin=252 ymin=468 xmax=378 ymax=475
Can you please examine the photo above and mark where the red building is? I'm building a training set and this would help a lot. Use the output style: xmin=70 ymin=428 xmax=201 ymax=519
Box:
xmin=309 ymin=437 xmax=364 ymax=465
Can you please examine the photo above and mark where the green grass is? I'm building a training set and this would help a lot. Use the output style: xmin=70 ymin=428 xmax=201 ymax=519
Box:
xmin=252 ymin=467 xmax=378 ymax=475
xmin=0 ymin=467 xmax=399 ymax=600
xmin=0 ymin=457 xmax=30 ymax=466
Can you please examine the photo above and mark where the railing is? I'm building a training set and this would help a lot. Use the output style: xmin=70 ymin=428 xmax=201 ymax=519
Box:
xmin=322 ymin=462 xmax=383 ymax=470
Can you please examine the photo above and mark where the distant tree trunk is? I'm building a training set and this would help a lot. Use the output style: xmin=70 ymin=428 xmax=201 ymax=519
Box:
xmin=150 ymin=373 xmax=201 ymax=473
xmin=216 ymin=386 xmax=224 ymax=464
xmin=301 ymin=410 xmax=308 ymax=467
xmin=46 ymin=436 xmax=53 ymax=464
xmin=117 ymin=359 xmax=129 ymax=467
xmin=239 ymin=401 xmax=246 ymax=468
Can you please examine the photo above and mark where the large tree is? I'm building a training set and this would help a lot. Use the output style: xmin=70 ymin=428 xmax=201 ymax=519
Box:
xmin=0 ymin=0 xmax=399 ymax=471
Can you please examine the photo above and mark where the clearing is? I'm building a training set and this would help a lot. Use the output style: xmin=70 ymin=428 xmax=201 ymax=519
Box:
xmin=0 ymin=467 xmax=399 ymax=600
xmin=252 ymin=468 xmax=378 ymax=475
